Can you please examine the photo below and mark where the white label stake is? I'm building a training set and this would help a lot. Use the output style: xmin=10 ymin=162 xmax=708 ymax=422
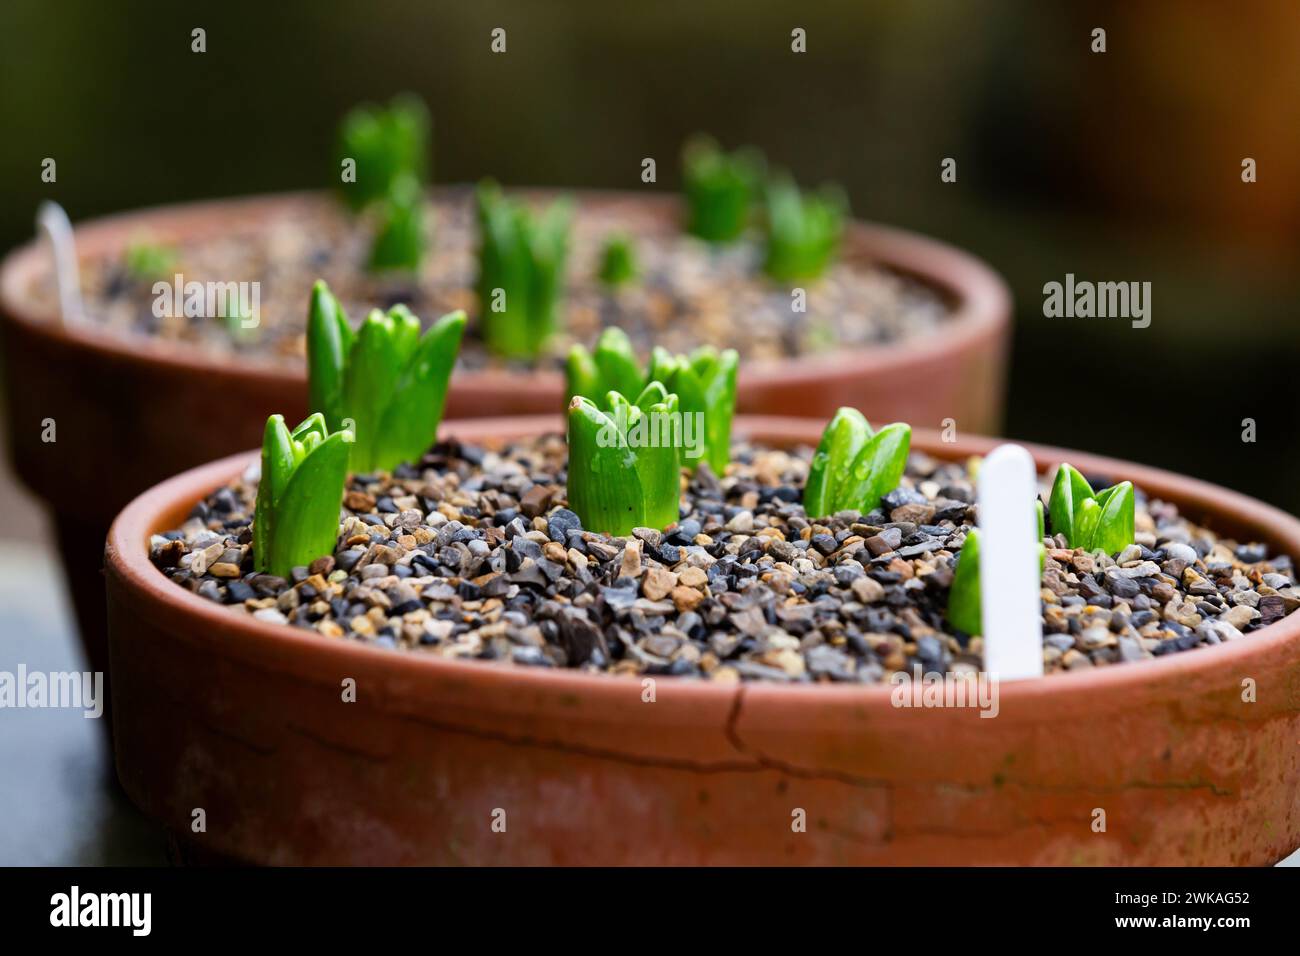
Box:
xmin=977 ymin=443 xmax=1044 ymax=681
xmin=36 ymin=201 xmax=82 ymax=325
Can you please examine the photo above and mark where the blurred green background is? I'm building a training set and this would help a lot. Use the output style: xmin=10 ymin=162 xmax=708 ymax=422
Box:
xmin=2 ymin=0 xmax=1299 ymax=507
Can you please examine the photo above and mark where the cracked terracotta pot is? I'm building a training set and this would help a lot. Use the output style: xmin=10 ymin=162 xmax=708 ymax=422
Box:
xmin=105 ymin=416 xmax=1300 ymax=865
xmin=1 ymin=191 xmax=1010 ymax=687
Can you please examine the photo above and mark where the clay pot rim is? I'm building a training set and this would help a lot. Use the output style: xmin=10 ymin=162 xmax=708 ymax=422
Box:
xmin=1 ymin=188 xmax=1010 ymax=394
xmin=106 ymin=413 xmax=1300 ymax=712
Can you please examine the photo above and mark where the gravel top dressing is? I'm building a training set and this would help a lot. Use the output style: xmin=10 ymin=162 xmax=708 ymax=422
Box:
xmin=43 ymin=194 xmax=951 ymax=369
xmin=150 ymin=436 xmax=1300 ymax=683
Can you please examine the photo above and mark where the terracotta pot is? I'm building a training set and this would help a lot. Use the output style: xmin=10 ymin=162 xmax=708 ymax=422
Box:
xmin=105 ymin=415 xmax=1300 ymax=865
xmin=1 ymin=191 xmax=1010 ymax=680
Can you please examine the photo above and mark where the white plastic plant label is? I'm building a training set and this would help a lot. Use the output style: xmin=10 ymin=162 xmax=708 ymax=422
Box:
xmin=977 ymin=443 xmax=1044 ymax=681
xmin=36 ymin=200 xmax=82 ymax=324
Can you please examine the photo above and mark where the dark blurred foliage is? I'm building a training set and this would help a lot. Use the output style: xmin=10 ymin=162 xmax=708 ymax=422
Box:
xmin=2 ymin=0 xmax=1299 ymax=508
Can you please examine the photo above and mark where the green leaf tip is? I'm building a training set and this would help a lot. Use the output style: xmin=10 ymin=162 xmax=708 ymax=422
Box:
xmin=946 ymin=515 xmax=1048 ymax=638
xmin=305 ymin=281 xmax=465 ymax=473
xmin=567 ymin=390 xmax=683 ymax=537
xmin=593 ymin=327 xmax=644 ymax=406
xmin=947 ymin=529 xmax=983 ymax=636
xmin=597 ymin=233 xmax=639 ymax=287
xmin=680 ymin=346 xmax=738 ymax=476
xmin=803 ymin=409 xmax=910 ymax=518
xmin=762 ymin=173 xmax=847 ymax=282
xmin=1047 ymin=463 xmax=1135 ymax=554
xmin=254 ymin=413 xmax=352 ymax=579
xmin=565 ymin=332 xmax=738 ymax=475
xmin=682 ymin=135 xmax=765 ymax=243
xmin=567 ymin=328 xmax=642 ymax=412
xmin=475 ymin=180 xmax=573 ymax=361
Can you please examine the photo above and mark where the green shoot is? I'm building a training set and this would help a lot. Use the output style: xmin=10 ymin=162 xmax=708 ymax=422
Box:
xmin=947 ymin=528 xmax=983 ymax=636
xmin=123 ymin=240 xmax=177 ymax=283
xmin=681 ymin=135 xmax=765 ymax=243
xmin=762 ymin=173 xmax=847 ymax=282
xmin=567 ymin=384 xmax=682 ymax=536
xmin=222 ymin=285 xmax=259 ymax=345
xmin=306 ymin=280 xmax=465 ymax=473
xmin=947 ymin=503 xmax=1046 ymax=637
xmin=1048 ymin=464 xmax=1135 ymax=554
xmin=566 ymin=328 xmax=739 ymax=474
xmin=335 ymin=93 xmax=430 ymax=213
xmin=803 ymin=408 xmax=910 ymax=517
xmin=597 ymin=233 xmax=639 ymax=288
xmin=646 ymin=345 xmax=738 ymax=475
xmin=475 ymin=180 xmax=572 ymax=361
xmin=253 ymin=413 xmax=352 ymax=579
xmin=566 ymin=327 xmax=644 ymax=410
xmin=368 ymin=173 xmax=426 ymax=273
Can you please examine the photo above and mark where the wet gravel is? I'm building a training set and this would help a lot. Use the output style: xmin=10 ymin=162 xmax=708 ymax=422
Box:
xmin=149 ymin=437 xmax=1300 ymax=683
xmin=41 ymin=191 xmax=951 ymax=370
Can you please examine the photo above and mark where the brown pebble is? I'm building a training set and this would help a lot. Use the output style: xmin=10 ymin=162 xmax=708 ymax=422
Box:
xmin=345 ymin=491 xmax=376 ymax=512
xmin=851 ymin=576 xmax=885 ymax=603
xmin=620 ymin=540 xmax=643 ymax=578
xmin=642 ymin=566 xmax=677 ymax=601
xmin=886 ymin=558 xmax=914 ymax=580
xmin=156 ymin=539 xmax=186 ymax=568
xmin=672 ymin=585 xmax=705 ymax=612
xmin=1062 ymin=649 xmax=1093 ymax=670
xmin=891 ymin=503 xmax=935 ymax=524
xmin=520 ymin=485 xmax=554 ymax=519
xmin=678 ymin=566 xmax=708 ymax=589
